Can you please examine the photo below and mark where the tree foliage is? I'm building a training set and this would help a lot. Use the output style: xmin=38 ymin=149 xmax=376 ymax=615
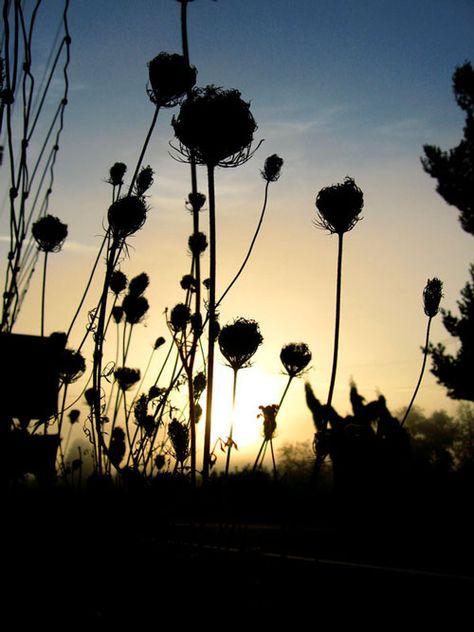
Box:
xmin=421 ymin=61 xmax=474 ymax=235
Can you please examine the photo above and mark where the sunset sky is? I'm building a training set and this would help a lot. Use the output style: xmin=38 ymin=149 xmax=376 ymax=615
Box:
xmin=2 ymin=0 xmax=474 ymax=468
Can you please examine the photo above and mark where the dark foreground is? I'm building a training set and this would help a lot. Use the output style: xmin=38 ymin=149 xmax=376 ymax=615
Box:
xmin=3 ymin=476 xmax=473 ymax=627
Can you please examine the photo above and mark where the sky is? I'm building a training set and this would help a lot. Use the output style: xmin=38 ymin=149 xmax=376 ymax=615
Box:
xmin=2 ymin=0 xmax=474 ymax=469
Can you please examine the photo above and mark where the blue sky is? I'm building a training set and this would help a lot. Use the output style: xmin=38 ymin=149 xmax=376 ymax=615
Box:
xmin=3 ymin=0 xmax=474 ymax=464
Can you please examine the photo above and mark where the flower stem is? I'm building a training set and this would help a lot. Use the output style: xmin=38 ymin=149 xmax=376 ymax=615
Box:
xmin=217 ymin=180 xmax=270 ymax=308
xmin=40 ymin=250 xmax=48 ymax=336
xmin=326 ymin=232 xmax=344 ymax=416
xmin=203 ymin=164 xmax=217 ymax=481
xmin=401 ymin=317 xmax=433 ymax=427
xmin=128 ymin=105 xmax=160 ymax=196
xmin=225 ymin=368 xmax=239 ymax=477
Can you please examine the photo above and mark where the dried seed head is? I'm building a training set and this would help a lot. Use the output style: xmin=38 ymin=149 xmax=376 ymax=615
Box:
xmin=122 ymin=294 xmax=149 ymax=324
xmin=258 ymin=404 xmax=279 ymax=440
xmin=154 ymin=336 xmax=166 ymax=350
xmin=128 ymin=272 xmax=150 ymax=297
xmin=59 ymin=348 xmax=86 ymax=384
xmin=134 ymin=165 xmax=154 ymax=197
xmin=193 ymin=371 xmax=206 ymax=396
xmin=188 ymin=231 xmax=208 ymax=256
xmin=84 ymin=387 xmax=96 ymax=407
xmin=170 ymin=303 xmax=191 ymax=332
xmin=187 ymin=192 xmax=206 ymax=212
xmin=168 ymin=418 xmax=189 ymax=464
xmin=180 ymin=274 xmax=196 ymax=291
xmin=107 ymin=196 xmax=147 ymax=239
xmin=114 ymin=367 xmax=141 ymax=391
xmin=109 ymin=427 xmax=126 ymax=466
xmin=172 ymin=85 xmax=258 ymax=167
xmin=423 ymin=277 xmax=443 ymax=317
xmin=315 ymin=177 xmax=364 ymax=235
xmin=108 ymin=162 xmax=127 ymax=187
xmin=68 ymin=409 xmax=80 ymax=424
xmin=155 ymin=454 xmax=166 ymax=470
xmin=111 ymin=305 xmax=124 ymax=324
xmin=32 ymin=215 xmax=68 ymax=252
xmin=218 ymin=317 xmax=263 ymax=370
xmin=261 ymin=154 xmax=283 ymax=182
xmin=280 ymin=342 xmax=312 ymax=378
xmin=110 ymin=270 xmax=128 ymax=295
xmin=147 ymin=52 xmax=197 ymax=107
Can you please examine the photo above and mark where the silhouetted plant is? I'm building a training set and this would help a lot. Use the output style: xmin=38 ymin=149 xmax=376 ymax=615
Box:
xmin=147 ymin=52 xmax=197 ymax=108
xmin=313 ymin=177 xmax=364 ymax=478
xmin=402 ymin=278 xmax=443 ymax=426
xmin=168 ymin=418 xmax=189 ymax=472
xmin=107 ymin=196 xmax=148 ymax=240
xmin=32 ymin=215 xmax=68 ymax=336
xmin=110 ymin=270 xmax=128 ymax=295
xmin=218 ymin=317 xmax=263 ymax=475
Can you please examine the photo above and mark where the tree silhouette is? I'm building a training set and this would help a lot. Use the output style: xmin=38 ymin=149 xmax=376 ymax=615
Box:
xmin=421 ymin=61 xmax=474 ymax=402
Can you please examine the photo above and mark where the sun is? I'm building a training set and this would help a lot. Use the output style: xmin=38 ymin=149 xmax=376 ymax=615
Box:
xmin=197 ymin=364 xmax=283 ymax=466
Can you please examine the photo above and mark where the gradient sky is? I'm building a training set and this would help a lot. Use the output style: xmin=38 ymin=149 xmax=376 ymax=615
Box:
xmin=3 ymin=0 xmax=474 ymax=467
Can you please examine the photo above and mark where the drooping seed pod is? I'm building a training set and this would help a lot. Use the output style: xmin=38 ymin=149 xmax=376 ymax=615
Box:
xmin=280 ymin=342 xmax=312 ymax=378
xmin=315 ymin=177 xmax=364 ymax=235
xmin=423 ymin=278 xmax=443 ymax=317
xmin=154 ymin=336 xmax=166 ymax=349
xmin=32 ymin=215 xmax=68 ymax=252
xmin=172 ymin=85 xmax=258 ymax=167
xmin=218 ymin=317 xmax=263 ymax=370
xmin=147 ymin=52 xmax=197 ymax=108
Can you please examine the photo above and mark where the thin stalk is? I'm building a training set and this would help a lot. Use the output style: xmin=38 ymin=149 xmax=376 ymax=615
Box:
xmin=40 ymin=250 xmax=48 ymax=336
xmin=202 ymin=164 xmax=217 ymax=481
xmin=225 ymin=368 xmax=239 ymax=477
xmin=325 ymin=232 xmax=344 ymax=415
xmin=128 ymin=105 xmax=160 ymax=196
xmin=401 ymin=317 xmax=433 ymax=427
xmin=217 ymin=180 xmax=270 ymax=308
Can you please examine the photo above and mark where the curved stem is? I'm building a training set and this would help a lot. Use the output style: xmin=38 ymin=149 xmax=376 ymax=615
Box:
xmin=225 ymin=368 xmax=239 ymax=477
xmin=325 ymin=233 xmax=344 ymax=417
xmin=217 ymin=180 xmax=270 ymax=309
xmin=401 ymin=317 xmax=433 ymax=427
xmin=40 ymin=250 xmax=48 ymax=336
xmin=203 ymin=164 xmax=217 ymax=481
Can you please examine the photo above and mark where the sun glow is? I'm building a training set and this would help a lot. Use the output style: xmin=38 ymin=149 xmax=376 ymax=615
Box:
xmin=198 ymin=364 xmax=283 ymax=467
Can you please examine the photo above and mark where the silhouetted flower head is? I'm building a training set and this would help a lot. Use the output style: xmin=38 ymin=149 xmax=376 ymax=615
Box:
xmin=218 ymin=317 xmax=263 ymax=370
xmin=134 ymin=394 xmax=148 ymax=425
xmin=32 ymin=215 xmax=68 ymax=252
xmin=114 ymin=367 xmax=141 ymax=391
xmin=128 ymin=272 xmax=150 ymax=297
xmin=191 ymin=312 xmax=202 ymax=335
xmin=59 ymin=348 xmax=86 ymax=384
xmin=107 ymin=196 xmax=147 ymax=239
xmin=261 ymin=154 xmax=283 ymax=182
xmin=108 ymin=162 xmax=127 ymax=187
xmin=154 ymin=336 xmax=166 ymax=349
xmin=148 ymin=385 xmax=165 ymax=400
xmin=423 ymin=277 xmax=443 ymax=317
xmin=187 ymin=192 xmax=206 ymax=212
xmin=110 ymin=270 xmax=128 ymax=295
xmin=155 ymin=454 xmax=166 ymax=470
xmin=180 ymin=274 xmax=196 ymax=291
xmin=188 ymin=231 xmax=208 ymax=256
xmin=111 ymin=305 xmax=124 ymax=324
xmin=134 ymin=165 xmax=154 ymax=197
xmin=258 ymin=404 xmax=279 ymax=440
xmin=122 ymin=294 xmax=149 ymax=324
xmin=109 ymin=427 xmax=126 ymax=466
xmin=203 ymin=278 xmax=211 ymax=290
xmin=172 ymin=85 xmax=258 ymax=167
xmin=170 ymin=303 xmax=191 ymax=332
xmin=315 ymin=177 xmax=363 ymax=235
xmin=193 ymin=371 xmax=206 ymax=396
xmin=148 ymin=52 xmax=197 ymax=107
xmin=168 ymin=418 xmax=189 ymax=463
xmin=280 ymin=342 xmax=312 ymax=378
xmin=84 ymin=387 xmax=96 ymax=407
xmin=68 ymin=409 xmax=80 ymax=424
